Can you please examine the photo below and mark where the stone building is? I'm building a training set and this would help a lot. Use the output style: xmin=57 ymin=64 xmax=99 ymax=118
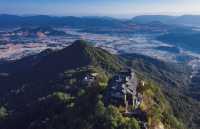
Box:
xmin=109 ymin=68 xmax=141 ymax=113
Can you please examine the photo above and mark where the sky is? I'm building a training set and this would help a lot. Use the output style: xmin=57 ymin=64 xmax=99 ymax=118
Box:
xmin=1 ymin=0 xmax=200 ymax=17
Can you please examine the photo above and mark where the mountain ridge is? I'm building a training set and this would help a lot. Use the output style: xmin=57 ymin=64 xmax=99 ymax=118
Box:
xmin=1 ymin=14 xmax=200 ymax=27
xmin=131 ymin=15 xmax=200 ymax=26
xmin=0 ymin=40 xmax=199 ymax=129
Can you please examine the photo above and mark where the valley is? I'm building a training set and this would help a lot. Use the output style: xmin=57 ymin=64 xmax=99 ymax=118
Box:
xmin=1 ymin=25 xmax=200 ymax=79
xmin=0 ymin=26 xmax=199 ymax=63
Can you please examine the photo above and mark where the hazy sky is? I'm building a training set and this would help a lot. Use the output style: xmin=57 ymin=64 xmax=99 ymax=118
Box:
xmin=1 ymin=0 xmax=200 ymax=17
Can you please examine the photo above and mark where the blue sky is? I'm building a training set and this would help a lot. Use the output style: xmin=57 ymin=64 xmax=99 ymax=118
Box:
xmin=1 ymin=0 xmax=200 ymax=17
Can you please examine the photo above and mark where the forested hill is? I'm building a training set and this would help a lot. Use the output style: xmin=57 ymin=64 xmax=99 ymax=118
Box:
xmin=121 ymin=53 xmax=200 ymax=129
xmin=0 ymin=40 xmax=123 ymax=75
xmin=0 ymin=40 xmax=198 ymax=129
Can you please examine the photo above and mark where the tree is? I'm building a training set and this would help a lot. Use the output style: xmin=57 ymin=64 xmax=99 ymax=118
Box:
xmin=0 ymin=106 xmax=8 ymax=120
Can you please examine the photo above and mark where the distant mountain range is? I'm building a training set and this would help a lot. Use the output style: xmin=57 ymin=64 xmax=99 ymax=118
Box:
xmin=1 ymin=14 xmax=200 ymax=27
xmin=131 ymin=15 xmax=176 ymax=24
xmin=0 ymin=14 xmax=123 ymax=28
xmin=132 ymin=15 xmax=200 ymax=26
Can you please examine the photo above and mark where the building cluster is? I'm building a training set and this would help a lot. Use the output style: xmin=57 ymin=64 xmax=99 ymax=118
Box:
xmin=109 ymin=68 xmax=143 ymax=113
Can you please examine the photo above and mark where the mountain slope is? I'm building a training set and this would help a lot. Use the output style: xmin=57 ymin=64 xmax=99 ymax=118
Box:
xmin=172 ymin=15 xmax=200 ymax=26
xmin=0 ymin=40 xmax=123 ymax=74
xmin=0 ymin=40 xmax=124 ymax=108
xmin=0 ymin=40 xmax=124 ymax=129
xmin=122 ymin=53 xmax=191 ymax=88
xmin=31 ymin=40 xmax=123 ymax=76
xmin=0 ymin=40 xmax=198 ymax=129
xmin=121 ymin=53 xmax=200 ymax=129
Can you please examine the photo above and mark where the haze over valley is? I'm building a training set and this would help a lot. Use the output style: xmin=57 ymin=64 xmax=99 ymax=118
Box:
xmin=1 ymin=15 xmax=200 ymax=76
